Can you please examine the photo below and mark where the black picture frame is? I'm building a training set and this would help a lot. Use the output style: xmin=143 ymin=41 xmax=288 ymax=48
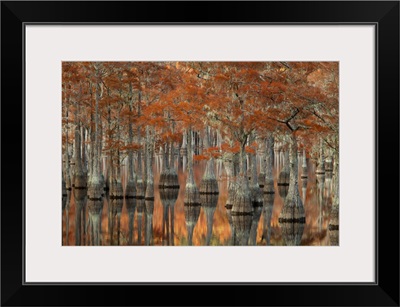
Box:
xmin=1 ymin=1 xmax=399 ymax=306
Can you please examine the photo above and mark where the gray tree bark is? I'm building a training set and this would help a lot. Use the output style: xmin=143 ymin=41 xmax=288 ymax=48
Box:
xmin=279 ymin=133 xmax=305 ymax=222
xmin=329 ymin=152 xmax=339 ymax=245
xmin=125 ymin=83 xmax=137 ymax=198
xmin=88 ymin=66 xmax=104 ymax=200
xmin=264 ymin=134 xmax=275 ymax=195
xmin=145 ymin=126 xmax=155 ymax=200
xmin=184 ymin=127 xmax=200 ymax=205
xmin=73 ymin=96 xmax=87 ymax=189
xmin=231 ymin=135 xmax=253 ymax=246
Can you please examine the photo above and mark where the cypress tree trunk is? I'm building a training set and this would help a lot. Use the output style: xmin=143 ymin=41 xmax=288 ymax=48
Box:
xmin=136 ymin=91 xmax=145 ymax=198
xmin=329 ymin=151 xmax=339 ymax=245
xmin=258 ymin=137 xmax=266 ymax=188
xmin=88 ymin=71 xmax=103 ymax=200
xmin=104 ymin=102 xmax=112 ymax=192
xmin=184 ymin=127 xmax=200 ymax=246
xmin=200 ymin=158 xmax=219 ymax=194
xmin=249 ymin=134 xmax=263 ymax=206
xmin=279 ymin=133 xmax=305 ymax=222
xmin=125 ymin=83 xmax=136 ymax=198
xmin=81 ymin=125 xmax=87 ymax=175
xmin=169 ymin=142 xmax=174 ymax=173
xmin=64 ymin=106 xmax=72 ymax=191
xmin=73 ymin=99 xmax=87 ymax=189
xmin=98 ymin=112 xmax=105 ymax=190
xmin=184 ymin=127 xmax=200 ymax=206
xmin=88 ymin=113 xmax=95 ymax=183
xmin=180 ymin=129 xmax=187 ymax=156
xmin=136 ymin=142 xmax=144 ymax=198
xmin=264 ymin=134 xmax=275 ymax=195
xmin=280 ymin=146 xmax=285 ymax=170
xmin=110 ymin=119 xmax=123 ymax=199
xmin=143 ymin=138 xmax=148 ymax=193
xmin=223 ymin=151 xmax=237 ymax=245
xmin=164 ymin=141 xmax=179 ymax=188
xmin=145 ymin=126 xmax=155 ymax=200
xmin=223 ymin=150 xmax=238 ymax=208
xmin=200 ymin=127 xmax=219 ymax=195
xmin=231 ymin=136 xmax=253 ymax=246
xmin=317 ymin=173 xmax=325 ymax=232
xmin=159 ymin=144 xmax=169 ymax=188
xmin=301 ymin=148 xmax=308 ymax=179
xmin=316 ymin=138 xmax=325 ymax=175
xmin=301 ymin=178 xmax=307 ymax=206
xmin=278 ymin=149 xmax=290 ymax=199
xmin=88 ymin=84 xmax=95 ymax=182
xmin=248 ymin=134 xmax=263 ymax=245
xmin=325 ymin=151 xmax=333 ymax=182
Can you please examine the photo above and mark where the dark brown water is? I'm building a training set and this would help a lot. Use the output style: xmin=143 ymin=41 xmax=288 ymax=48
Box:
xmin=62 ymin=156 xmax=336 ymax=246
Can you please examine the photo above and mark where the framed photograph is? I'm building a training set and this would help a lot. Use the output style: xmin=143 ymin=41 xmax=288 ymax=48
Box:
xmin=1 ymin=1 xmax=399 ymax=306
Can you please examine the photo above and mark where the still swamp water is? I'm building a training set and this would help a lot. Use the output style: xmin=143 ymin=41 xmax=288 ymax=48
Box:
xmin=62 ymin=153 xmax=337 ymax=246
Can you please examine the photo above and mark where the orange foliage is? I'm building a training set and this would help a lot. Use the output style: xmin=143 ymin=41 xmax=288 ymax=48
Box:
xmin=193 ymin=154 xmax=208 ymax=161
xmin=62 ymin=61 xmax=338 ymax=156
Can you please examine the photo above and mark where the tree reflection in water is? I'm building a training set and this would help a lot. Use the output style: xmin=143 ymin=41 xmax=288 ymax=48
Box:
xmin=88 ymin=198 xmax=103 ymax=246
xmin=126 ymin=198 xmax=136 ymax=245
xmin=145 ymin=200 xmax=154 ymax=245
xmin=262 ymin=193 xmax=274 ymax=246
xmin=62 ymin=158 xmax=336 ymax=246
xmin=136 ymin=199 xmax=145 ymax=245
xmin=74 ymin=188 xmax=87 ymax=246
xmin=159 ymin=188 xmax=178 ymax=245
xmin=280 ymin=220 xmax=305 ymax=246
xmin=62 ymin=191 xmax=71 ymax=245
xmin=200 ymin=193 xmax=218 ymax=245
xmin=109 ymin=198 xmax=123 ymax=245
